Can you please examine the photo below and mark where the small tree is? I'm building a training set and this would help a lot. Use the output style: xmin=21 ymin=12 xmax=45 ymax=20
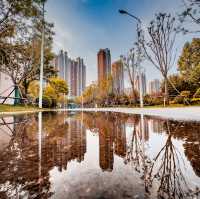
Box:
xmin=41 ymin=77 xmax=68 ymax=107
xmin=139 ymin=13 xmax=177 ymax=105
xmin=48 ymin=77 xmax=68 ymax=96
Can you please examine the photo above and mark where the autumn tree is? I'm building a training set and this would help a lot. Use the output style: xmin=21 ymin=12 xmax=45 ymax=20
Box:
xmin=160 ymin=74 xmax=196 ymax=97
xmin=0 ymin=0 xmax=42 ymax=37
xmin=48 ymin=77 xmax=68 ymax=96
xmin=29 ymin=77 xmax=68 ymax=107
xmin=28 ymin=80 xmax=39 ymax=100
xmin=0 ymin=0 xmax=56 ymax=103
xmin=21 ymin=36 xmax=56 ymax=97
xmin=78 ymin=83 xmax=98 ymax=106
xmin=140 ymin=13 xmax=177 ymax=105
xmin=178 ymin=38 xmax=200 ymax=88
xmin=97 ymin=76 xmax=113 ymax=106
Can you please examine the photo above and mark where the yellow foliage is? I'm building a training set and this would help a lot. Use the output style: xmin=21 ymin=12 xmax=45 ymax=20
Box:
xmin=28 ymin=80 xmax=39 ymax=99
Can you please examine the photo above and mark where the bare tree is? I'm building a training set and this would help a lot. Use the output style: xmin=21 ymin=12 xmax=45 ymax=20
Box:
xmin=139 ymin=13 xmax=177 ymax=105
xmin=120 ymin=42 xmax=143 ymax=104
xmin=180 ymin=0 xmax=200 ymax=33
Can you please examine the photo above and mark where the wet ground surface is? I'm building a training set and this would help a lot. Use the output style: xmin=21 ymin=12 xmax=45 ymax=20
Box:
xmin=0 ymin=111 xmax=199 ymax=199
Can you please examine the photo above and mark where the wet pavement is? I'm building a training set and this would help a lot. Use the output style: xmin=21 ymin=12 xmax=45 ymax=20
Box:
xmin=0 ymin=111 xmax=199 ymax=199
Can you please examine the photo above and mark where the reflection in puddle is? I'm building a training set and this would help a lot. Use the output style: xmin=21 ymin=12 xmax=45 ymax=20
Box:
xmin=0 ymin=111 xmax=199 ymax=198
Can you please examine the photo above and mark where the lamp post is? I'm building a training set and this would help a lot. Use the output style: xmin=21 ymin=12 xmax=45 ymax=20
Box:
xmin=81 ymin=92 xmax=83 ymax=109
xmin=119 ymin=9 xmax=144 ymax=108
xmin=39 ymin=1 xmax=45 ymax=108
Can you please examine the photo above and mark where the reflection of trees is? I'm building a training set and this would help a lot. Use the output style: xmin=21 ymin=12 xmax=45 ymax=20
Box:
xmin=146 ymin=119 xmax=200 ymax=198
xmin=125 ymin=115 xmax=142 ymax=171
xmin=0 ymin=112 xmax=86 ymax=198
xmin=147 ymin=122 xmax=187 ymax=198
xmin=167 ymin=121 xmax=200 ymax=179
xmin=123 ymin=115 xmax=200 ymax=198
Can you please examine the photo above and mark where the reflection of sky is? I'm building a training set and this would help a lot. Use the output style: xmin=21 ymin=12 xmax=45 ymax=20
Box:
xmin=46 ymin=0 xmax=197 ymax=86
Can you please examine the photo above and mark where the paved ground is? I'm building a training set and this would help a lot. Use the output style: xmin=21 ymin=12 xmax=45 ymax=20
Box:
xmin=65 ymin=107 xmax=200 ymax=121
xmin=1 ymin=106 xmax=200 ymax=121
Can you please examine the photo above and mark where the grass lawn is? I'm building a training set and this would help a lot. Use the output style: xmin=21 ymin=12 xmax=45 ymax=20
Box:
xmin=0 ymin=104 xmax=49 ymax=113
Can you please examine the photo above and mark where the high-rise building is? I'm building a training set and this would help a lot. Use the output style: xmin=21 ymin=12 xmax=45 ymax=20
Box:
xmin=112 ymin=60 xmax=124 ymax=95
xmin=55 ymin=51 xmax=86 ymax=97
xmin=135 ymin=72 xmax=147 ymax=96
xmin=97 ymin=48 xmax=111 ymax=83
xmin=148 ymin=79 xmax=161 ymax=95
xmin=76 ymin=57 xmax=86 ymax=96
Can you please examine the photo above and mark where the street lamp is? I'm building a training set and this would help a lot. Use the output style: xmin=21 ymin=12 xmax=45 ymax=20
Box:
xmin=118 ymin=9 xmax=141 ymax=23
xmin=39 ymin=1 xmax=45 ymax=108
xmin=119 ymin=9 xmax=144 ymax=108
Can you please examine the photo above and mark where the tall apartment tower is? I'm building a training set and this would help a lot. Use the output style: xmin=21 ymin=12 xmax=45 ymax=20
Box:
xmin=149 ymin=79 xmax=161 ymax=95
xmin=135 ymin=72 xmax=147 ymax=96
xmin=97 ymin=48 xmax=111 ymax=83
xmin=76 ymin=57 xmax=86 ymax=96
xmin=55 ymin=51 xmax=86 ymax=98
xmin=112 ymin=60 xmax=124 ymax=95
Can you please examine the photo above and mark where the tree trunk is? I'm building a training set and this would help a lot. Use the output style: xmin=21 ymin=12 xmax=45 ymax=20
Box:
xmin=131 ymin=84 xmax=137 ymax=105
xmin=23 ymin=79 xmax=29 ymax=98
xmin=164 ymin=77 xmax=169 ymax=106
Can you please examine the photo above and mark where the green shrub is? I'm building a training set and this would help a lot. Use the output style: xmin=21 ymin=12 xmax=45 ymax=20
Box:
xmin=193 ymin=88 xmax=200 ymax=98
xmin=144 ymin=95 xmax=163 ymax=106
xmin=173 ymin=95 xmax=184 ymax=104
xmin=191 ymin=98 xmax=200 ymax=105
xmin=173 ymin=91 xmax=191 ymax=105
xmin=36 ymin=95 xmax=52 ymax=108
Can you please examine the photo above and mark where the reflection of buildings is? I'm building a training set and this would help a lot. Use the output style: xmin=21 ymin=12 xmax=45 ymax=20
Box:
xmin=99 ymin=130 xmax=114 ymax=171
xmin=112 ymin=60 xmax=124 ymax=95
xmin=150 ymin=119 xmax=164 ymax=134
xmin=97 ymin=48 xmax=111 ymax=83
xmin=84 ymin=112 xmax=127 ymax=171
xmin=114 ymin=120 xmax=126 ymax=157
xmin=48 ymin=116 xmax=86 ymax=171
xmin=54 ymin=50 xmax=86 ymax=97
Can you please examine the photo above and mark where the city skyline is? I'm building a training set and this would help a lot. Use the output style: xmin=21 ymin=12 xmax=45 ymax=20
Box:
xmin=45 ymin=0 xmax=197 ymax=86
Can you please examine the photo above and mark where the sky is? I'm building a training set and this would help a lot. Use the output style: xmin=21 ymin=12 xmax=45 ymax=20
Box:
xmin=45 ymin=0 xmax=197 ymax=86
